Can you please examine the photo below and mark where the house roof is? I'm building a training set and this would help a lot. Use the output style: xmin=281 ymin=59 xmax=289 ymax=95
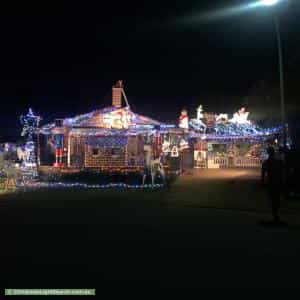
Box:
xmin=40 ymin=106 xmax=165 ymax=135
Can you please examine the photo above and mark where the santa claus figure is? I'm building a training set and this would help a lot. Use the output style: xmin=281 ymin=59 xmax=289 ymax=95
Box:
xmin=179 ymin=109 xmax=189 ymax=129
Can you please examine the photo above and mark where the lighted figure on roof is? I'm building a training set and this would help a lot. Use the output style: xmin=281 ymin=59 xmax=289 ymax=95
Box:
xmin=178 ymin=109 xmax=189 ymax=129
xmin=229 ymin=107 xmax=251 ymax=125
xmin=197 ymin=105 xmax=204 ymax=120
xmin=103 ymin=108 xmax=133 ymax=129
xmin=215 ymin=114 xmax=228 ymax=123
xmin=189 ymin=105 xmax=207 ymax=132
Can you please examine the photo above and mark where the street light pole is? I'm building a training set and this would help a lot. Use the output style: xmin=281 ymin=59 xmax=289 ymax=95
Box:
xmin=274 ymin=14 xmax=287 ymax=149
xmin=262 ymin=0 xmax=287 ymax=149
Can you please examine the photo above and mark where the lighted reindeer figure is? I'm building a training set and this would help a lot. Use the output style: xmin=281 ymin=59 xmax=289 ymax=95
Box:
xmin=17 ymin=146 xmax=29 ymax=162
xmin=143 ymin=144 xmax=165 ymax=185
xmin=0 ymin=152 xmax=20 ymax=192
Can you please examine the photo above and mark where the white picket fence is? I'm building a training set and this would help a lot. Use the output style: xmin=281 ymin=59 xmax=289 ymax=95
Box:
xmin=206 ymin=156 xmax=261 ymax=169
xmin=214 ymin=157 xmax=229 ymax=167
xmin=207 ymin=156 xmax=228 ymax=168
xmin=234 ymin=157 xmax=262 ymax=168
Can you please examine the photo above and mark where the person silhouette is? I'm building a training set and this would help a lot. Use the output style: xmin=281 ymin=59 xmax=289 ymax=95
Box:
xmin=261 ymin=146 xmax=286 ymax=226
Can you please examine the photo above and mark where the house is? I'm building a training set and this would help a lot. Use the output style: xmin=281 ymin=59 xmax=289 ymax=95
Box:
xmin=40 ymin=81 xmax=176 ymax=171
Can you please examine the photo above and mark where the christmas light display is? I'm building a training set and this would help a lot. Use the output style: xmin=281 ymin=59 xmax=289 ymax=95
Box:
xmin=171 ymin=146 xmax=179 ymax=157
xmin=38 ymin=93 xmax=286 ymax=173
xmin=0 ymin=151 xmax=21 ymax=192
xmin=197 ymin=105 xmax=204 ymax=120
xmin=189 ymin=119 xmax=207 ymax=132
xmin=86 ymin=136 xmax=128 ymax=148
xmin=178 ymin=109 xmax=189 ymax=129
xmin=20 ymin=108 xmax=42 ymax=139
xmin=215 ymin=114 xmax=229 ymax=123
xmin=189 ymin=105 xmax=207 ymax=132
xmin=179 ymin=138 xmax=189 ymax=151
xmin=20 ymin=181 xmax=164 ymax=190
xmin=214 ymin=123 xmax=282 ymax=137
xmin=162 ymin=137 xmax=171 ymax=153
xmin=54 ymin=134 xmax=64 ymax=167
xmin=41 ymin=106 xmax=167 ymax=135
xmin=20 ymin=108 xmax=41 ymax=179
xmin=229 ymin=107 xmax=251 ymax=124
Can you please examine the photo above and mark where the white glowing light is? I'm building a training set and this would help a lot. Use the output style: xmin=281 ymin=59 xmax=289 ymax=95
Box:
xmin=229 ymin=108 xmax=251 ymax=125
xmin=261 ymin=0 xmax=278 ymax=6
xmin=171 ymin=146 xmax=179 ymax=157
xmin=216 ymin=114 xmax=228 ymax=123
xmin=103 ymin=109 xmax=133 ymax=129
xmin=197 ymin=105 xmax=204 ymax=120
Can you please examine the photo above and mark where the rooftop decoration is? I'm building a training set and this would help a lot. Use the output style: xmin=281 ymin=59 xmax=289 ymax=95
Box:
xmin=229 ymin=107 xmax=251 ymax=125
xmin=197 ymin=105 xmax=204 ymax=120
xmin=41 ymin=106 xmax=165 ymax=135
xmin=215 ymin=114 xmax=229 ymax=124
xmin=186 ymin=105 xmax=282 ymax=139
xmin=178 ymin=109 xmax=189 ymax=130
xmin=189 ymin=105 xmax=207 ymax=132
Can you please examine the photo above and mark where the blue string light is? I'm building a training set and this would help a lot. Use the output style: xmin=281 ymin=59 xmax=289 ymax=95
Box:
xmin=19 ymin=182 xmax=164 ymax=190
xmin=214 ymin=123 xmax=282 ymax=137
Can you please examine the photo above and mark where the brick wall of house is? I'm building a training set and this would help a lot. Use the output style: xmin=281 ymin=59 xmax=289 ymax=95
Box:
xmin=84 ymin=145 xmax=127 ymax=168
xmin=125 ymin=135 xmax=145 ymax=166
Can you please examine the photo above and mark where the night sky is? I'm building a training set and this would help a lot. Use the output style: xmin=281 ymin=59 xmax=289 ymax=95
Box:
xmin=1 ymin=0 xmax=300 ymax=141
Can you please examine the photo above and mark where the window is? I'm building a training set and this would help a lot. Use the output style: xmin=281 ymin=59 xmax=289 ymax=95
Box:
xmin=92 ymin=148 xmax=100 ymax=156
xmin=111 ymin=148 xmax=120 ymax=159
xmin=55 ymin=119 xmax=64 ymax=127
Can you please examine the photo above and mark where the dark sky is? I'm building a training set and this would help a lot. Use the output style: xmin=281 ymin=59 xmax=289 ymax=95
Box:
xmin=0 ymin=0 xmax=299 ymax=140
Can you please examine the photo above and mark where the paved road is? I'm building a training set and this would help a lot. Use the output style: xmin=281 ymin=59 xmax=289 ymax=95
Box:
xmin=166 ymin=169 xmax=300 ymax=218
xmin=1 ymin=170 xmax=300 ymax=291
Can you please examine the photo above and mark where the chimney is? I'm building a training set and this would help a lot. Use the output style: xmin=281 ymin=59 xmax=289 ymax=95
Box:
xmin=112 ymin=80 xmax=123 ymax=108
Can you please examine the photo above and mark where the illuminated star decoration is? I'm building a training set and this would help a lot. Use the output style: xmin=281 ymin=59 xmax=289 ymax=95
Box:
xmin=20 ymin=108 xmax=42 ymax=139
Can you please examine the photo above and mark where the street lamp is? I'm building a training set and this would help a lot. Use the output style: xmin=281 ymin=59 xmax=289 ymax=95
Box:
xmin=262 ymin=0 xmax=279 ymax=6
xmin=261 ymin=0 xmax=287 ymax=150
